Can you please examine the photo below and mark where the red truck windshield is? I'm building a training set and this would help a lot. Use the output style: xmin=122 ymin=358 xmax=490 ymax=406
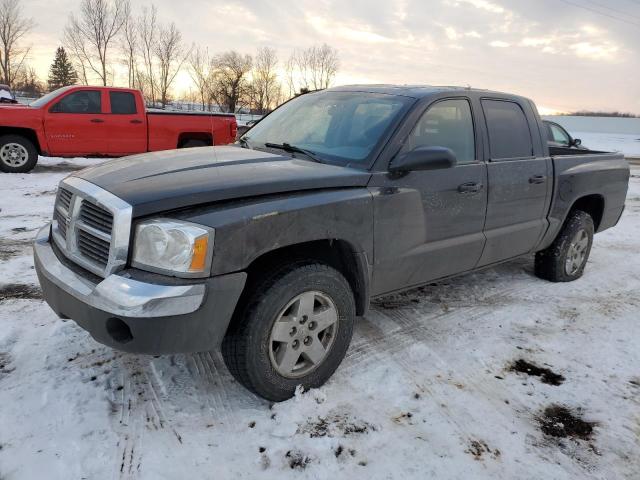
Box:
xmin=245 ymin=90 xmax=413 ymax=166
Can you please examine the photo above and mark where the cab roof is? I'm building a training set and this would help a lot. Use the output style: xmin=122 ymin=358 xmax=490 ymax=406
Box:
xmin=330 ymin=84 xmax=526 ymax=101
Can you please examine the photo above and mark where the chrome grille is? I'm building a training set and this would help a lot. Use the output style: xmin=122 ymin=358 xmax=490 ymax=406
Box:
xmin=51 ymin=177 xmax=132 ymax=278
xmin=77 ymin=229 xmax=110 ymax=266
xmin=58 ymin=187 xmax=72 ymax=210
xmin=54 ymin=208 xmax=68 ymax=239
xmin=80 ymin=200 xmax=114 ymax=234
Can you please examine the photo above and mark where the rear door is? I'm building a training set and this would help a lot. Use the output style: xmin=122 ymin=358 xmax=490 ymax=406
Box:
xmin=43 ymin=89 xmax=107 ymax=155
xmin=370 ymin=97 xmax=488 ymax=295
xmin=477 ymin=98 xmax=552 ymax=266
xmin=105 ymin=90 xmax=147 ymax=155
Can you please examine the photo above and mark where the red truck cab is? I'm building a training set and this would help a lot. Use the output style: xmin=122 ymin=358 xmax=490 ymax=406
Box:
xmin=0 ymin=86 xmax=237 ymax=173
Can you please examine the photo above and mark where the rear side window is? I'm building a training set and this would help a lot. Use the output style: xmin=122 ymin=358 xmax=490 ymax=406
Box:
xmin=52 ymin=90 xmax=101 ymax=114
xmin=402 ymin=98 xmax=476 ymax=164
xmin=110 ymin=91 xmax=137 ymax=114
xmin=482 ymin=100 xmax=533 ymax=159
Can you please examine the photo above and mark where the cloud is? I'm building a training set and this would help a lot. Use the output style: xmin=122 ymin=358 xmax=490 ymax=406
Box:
xmin=18 ymin=0 xmax=640 ymax=113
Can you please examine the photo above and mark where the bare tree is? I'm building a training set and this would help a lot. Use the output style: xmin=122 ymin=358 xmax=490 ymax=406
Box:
xmin=154 ymin=22 xmax=190 ymax=108
xmin=137 ymin=4 xmax=157 ymax=104
xmin=250 ymin=47 xmax=280 ymax=114
xmin=210 ymin=51 xmax=252 ymax=113
xmin=64 ymin=0 xmax=127 ymax=86
xmin=188 ymin=46 xmax=212 ymax=110
xmin=120 ymin=1 xmax=137 ymax=88
xmin=287 ymin=44 xmax=339 ymax=96
xmin=13 ymin=64 xmax=44 ymax=96
xmin=0 ymin=0 xmax=34 ymax=86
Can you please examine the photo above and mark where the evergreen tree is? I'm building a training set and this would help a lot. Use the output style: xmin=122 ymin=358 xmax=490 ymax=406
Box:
xmin=47 ymin=47 xmax=78 ymax=91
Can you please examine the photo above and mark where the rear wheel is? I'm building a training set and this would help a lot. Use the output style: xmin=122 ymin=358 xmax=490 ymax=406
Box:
xmin=222 ymin=262 xmax=355 ymax=401
xmin=0 ymin=135 xmax=38 ymax=173
xmin=535 ymin=210 xmax=594 ymax=282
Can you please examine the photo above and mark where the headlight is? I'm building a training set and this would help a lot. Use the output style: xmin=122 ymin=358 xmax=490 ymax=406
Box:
xmin=132 ymin=219 xmax=214 ymax=277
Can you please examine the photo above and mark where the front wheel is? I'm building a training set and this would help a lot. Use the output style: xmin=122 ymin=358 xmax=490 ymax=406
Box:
xmin=0 ymin=135 xmax=38 ymax=173
xmin=222 ymin=262 xmax=355 ymax=401
xmin=535 ymin=210 xmax=594 ymax=282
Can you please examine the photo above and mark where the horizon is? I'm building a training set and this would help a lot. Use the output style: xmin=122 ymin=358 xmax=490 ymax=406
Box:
xmin=18 ymin=0 xmax=640 ymax=115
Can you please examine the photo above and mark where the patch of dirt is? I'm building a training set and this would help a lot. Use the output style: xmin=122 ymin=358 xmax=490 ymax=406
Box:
xmin=0 ymin=352 xmax=15 ymax=377
xmin=0 ymin=284 xmax=41 ymax=302
xmin=22 ymin=190 xmax=56 ymax=197
xmin=285 ymin=450 xmax=311 ymax=470
xmin=32 ymin=162 xmax=86 ymax=173
xmin=509 ymin=359 xmax=565 ymax=386
xmin=298 ymin=412 xmax=376 ymax=438
xmin=392 ymin=412 xmax=414 ymax=425
xmin=538 ymin=405 xmax=596 ymax=440
xmin=0 ymin=238 xmax=32 ymax=261
xmin=466 ymin=439 xmax=501 ymax=460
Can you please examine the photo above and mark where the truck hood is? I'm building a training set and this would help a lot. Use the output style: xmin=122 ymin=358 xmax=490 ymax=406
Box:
xmin=0 ymin=103 xmax=28 ymax=108
xmin=74 ymin=146 xmax=371 ymax=217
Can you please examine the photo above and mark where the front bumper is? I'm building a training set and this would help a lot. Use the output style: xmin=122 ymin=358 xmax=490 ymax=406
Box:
xmin=34 ymin=224 xmax=246 ymax=354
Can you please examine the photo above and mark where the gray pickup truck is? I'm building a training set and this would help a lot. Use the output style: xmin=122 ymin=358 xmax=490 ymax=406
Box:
xmin=34 ymin=85 xmax=629 ymax=401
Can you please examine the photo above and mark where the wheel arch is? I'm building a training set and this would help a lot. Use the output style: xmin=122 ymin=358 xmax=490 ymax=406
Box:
xmin=0 ymin=127 xmax=42 ymax=154
xmin=568 ymin=194 xmax=605 ymax=231
xmin=177 ymin=132 xmax=213 ymax=148
xmin=240 ymin=239 xmax=370 ymax=317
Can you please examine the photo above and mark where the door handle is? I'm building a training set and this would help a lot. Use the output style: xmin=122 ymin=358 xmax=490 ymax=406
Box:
xmin=90 ymin=118 xmax=104 ymax=123
xmin=130 ymin=119 xmax=143 ymax=124
xmin=458 ymin=182 xmax=483 ymax=194
xmin=529 ymin=175 xmax=546 ymax=184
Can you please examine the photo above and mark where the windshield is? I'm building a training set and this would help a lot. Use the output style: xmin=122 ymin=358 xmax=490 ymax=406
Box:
xmin=29 ymin=86 xmax=75 ymax=108
xmin=245 ymin=90 xmax=413 ymax=166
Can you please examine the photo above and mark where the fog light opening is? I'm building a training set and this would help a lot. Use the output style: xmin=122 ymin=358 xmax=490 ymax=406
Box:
xmin=106 ymin=318 xmax=133 ymax=344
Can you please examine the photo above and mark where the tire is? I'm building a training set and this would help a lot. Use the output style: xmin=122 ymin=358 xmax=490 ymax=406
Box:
xmin=222 ymin=262 xmax=355 ymax=402
xmin=0 ymin=134 xmax=38 ymax=173
xmin=535 ymin=210 xmax=594 ymax=282
xmin=180 ymin=139 xmax=208 ymax=148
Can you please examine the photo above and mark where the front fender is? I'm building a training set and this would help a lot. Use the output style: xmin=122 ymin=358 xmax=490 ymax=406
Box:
xmin=172 ymin=188 xmax=375 ymax=276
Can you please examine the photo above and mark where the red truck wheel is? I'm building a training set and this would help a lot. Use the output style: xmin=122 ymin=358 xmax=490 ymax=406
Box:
xmin=0 ymin=135 xmax=38 ymax=173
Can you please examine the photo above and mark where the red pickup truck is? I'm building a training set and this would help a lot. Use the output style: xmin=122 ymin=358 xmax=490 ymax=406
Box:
xmin=0 ymin=86 xmax=237 ymax=173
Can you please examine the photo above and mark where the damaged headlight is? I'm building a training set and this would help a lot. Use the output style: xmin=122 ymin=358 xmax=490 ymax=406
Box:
xmin=132 ymin=219 xmax=214 ymax=277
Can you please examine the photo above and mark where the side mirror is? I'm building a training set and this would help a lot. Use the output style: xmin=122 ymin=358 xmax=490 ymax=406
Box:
xmin=572 ymin=138 xmax=582 ymax=147
xmin=389 ymin=146 xmax=457 ymax=173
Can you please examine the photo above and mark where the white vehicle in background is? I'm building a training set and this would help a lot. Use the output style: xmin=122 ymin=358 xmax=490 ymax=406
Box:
xmin=0 ymin=84 xmax=17 ymax=104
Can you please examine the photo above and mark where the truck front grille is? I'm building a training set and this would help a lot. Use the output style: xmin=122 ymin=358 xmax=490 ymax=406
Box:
xmin=51 ymin=178 xmax=132 ymax=278
xmin=79 ymin=200 xmax=114 ymax=234
xmin=77 ymin=229 xmax=111 ymax=266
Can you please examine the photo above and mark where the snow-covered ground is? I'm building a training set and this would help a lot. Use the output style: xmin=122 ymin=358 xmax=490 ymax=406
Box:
xmin=1 ymin=156 xmax=639 ymax=479
xmin=575 ymin=132 xmax=640 ymax=158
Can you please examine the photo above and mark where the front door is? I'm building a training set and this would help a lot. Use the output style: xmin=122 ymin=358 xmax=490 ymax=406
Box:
xmin=477 ymin=99 xmax=552 ymax=266
xmin=43 ymin=89 xmax=107 ymax=156
xmin=370 ymin=98 xmax=488 ymax=296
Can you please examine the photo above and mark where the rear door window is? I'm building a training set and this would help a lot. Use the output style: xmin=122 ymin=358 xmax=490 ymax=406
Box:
xmin=52 ymin=90 xmax=102 ymax=114
xmin=110 ymin=91 xmax=137 ymax=114
xmin=482 ymin=100 xmax=533 ymax=160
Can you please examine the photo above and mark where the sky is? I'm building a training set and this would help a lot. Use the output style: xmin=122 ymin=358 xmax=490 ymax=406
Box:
xmin=19 ymin=0 xmax=640 ymax=114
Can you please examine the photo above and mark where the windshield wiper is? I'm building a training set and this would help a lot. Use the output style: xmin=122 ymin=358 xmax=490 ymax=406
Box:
xmin=237 ymin=136 xmax=251 ymax=148
xmin=264 ymin=142 xmax=323 ymax=163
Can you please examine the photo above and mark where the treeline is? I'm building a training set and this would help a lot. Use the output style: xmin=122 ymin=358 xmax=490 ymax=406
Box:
xmin=569 ymin=111 xmax=638 ymax=118
xmin=0 ymin=0 xmax=340 ymax=114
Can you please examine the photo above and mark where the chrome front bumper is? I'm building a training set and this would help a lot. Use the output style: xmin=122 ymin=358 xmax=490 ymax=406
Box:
xmin=34 ymin=224 xmax=205 ymax=318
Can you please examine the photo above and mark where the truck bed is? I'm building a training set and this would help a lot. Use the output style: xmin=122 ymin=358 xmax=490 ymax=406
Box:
xmin=146 ymin=109 xmax=235 ymax=118
xmin=540 ymin=150 xmax=629 ymax=250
